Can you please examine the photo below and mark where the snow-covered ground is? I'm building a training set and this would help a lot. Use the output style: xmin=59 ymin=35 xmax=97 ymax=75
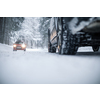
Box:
xmin=0 ymin=43 xmax=100 ymax=84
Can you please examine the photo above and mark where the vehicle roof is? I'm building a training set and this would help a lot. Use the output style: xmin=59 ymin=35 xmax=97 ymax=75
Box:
xmin=15 ymin=40 xmax=23 ymax=43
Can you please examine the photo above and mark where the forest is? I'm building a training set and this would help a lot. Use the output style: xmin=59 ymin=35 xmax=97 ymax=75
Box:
xmin=0 ymin=17 xmax=50 ymax=48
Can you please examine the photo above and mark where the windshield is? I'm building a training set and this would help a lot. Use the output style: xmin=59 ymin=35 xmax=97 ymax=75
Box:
xmin=15 ymin=41 xmax=23 ymax=44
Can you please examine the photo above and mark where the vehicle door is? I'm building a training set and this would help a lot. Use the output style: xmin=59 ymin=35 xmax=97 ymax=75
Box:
xmin=50 ymin=17 xmax=58 ymax=45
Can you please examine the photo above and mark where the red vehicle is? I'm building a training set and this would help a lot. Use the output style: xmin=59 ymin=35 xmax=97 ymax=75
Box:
xmin=13 ymin=40 xmax=26 ymax=51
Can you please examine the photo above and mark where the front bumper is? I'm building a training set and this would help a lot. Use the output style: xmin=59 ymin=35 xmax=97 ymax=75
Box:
xmin=13 ymin=46 xmax=26 ymax=50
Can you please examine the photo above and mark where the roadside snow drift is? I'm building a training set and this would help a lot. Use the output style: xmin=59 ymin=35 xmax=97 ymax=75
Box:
xmin=0 ymin=43 xmax=100 ymax=84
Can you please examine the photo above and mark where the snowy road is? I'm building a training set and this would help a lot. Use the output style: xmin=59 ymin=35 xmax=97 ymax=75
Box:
xmin=0 ymin=43 xmax=100 ymax=84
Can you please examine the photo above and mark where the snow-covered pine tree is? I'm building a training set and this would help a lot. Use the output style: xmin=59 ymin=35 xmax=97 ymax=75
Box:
xmin=39 ymin=17 xmax=51 ymax=48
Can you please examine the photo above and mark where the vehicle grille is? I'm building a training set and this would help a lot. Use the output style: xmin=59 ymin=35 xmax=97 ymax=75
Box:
xmin=16 ymin=46 xmax=22 ymax=49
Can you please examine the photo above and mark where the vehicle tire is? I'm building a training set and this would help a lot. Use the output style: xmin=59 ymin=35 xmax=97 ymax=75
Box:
xmin=92 ymin=46 xmax=99 ymax=52
xmin=48 ymin=46 xmax=56 ymax=53
xmin=51 ymin=47 xmax=56 ymax=53
xmin=13 ymin=49 xmax=17 ymax=51
xmin=57 ymin=18 xmax=78 ymax=55
xmin=24 ymin=49 xmax=26 ymax=51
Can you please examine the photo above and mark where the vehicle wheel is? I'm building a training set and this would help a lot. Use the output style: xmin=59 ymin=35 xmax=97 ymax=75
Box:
xmin=92 ymin=46 xmax=99 ymax=52
xmin=51 ymin=47 xmax=56 ymax=53
xmin=48 ymin=41 xmax=52 ymax=52
xmin=57 ymin=18 xmax=78 ymax=55
xmin=58 ymin=35 xmax=62 ymax=54
xmin=24 ymin=49 xmax=26 ymax=51
xmin=13 ymin=49 xmax=17 ymax=51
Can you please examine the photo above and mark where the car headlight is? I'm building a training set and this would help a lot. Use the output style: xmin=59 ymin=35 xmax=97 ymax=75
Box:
xmin=13 ymin=44 xmax=16 ymax=47
xmin=22 ymin=44 xmax=26 ymax=48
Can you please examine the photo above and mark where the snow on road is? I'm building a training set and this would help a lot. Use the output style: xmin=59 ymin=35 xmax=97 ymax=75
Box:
xmin=0 ymin=43 xmax=100 ymax=84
